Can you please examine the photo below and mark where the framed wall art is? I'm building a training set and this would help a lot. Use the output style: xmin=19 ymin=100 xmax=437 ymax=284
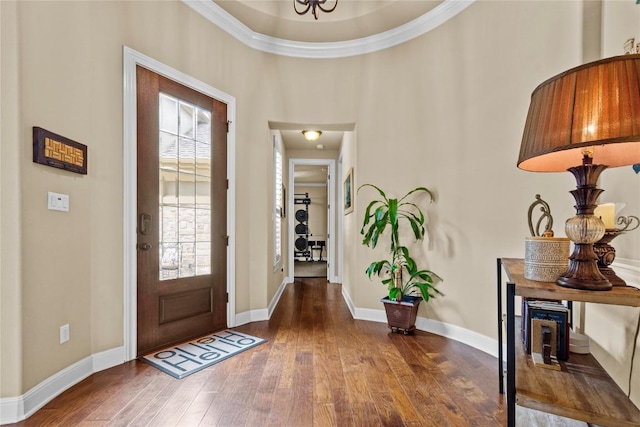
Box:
xmin=33 ymin=127 xmax=87 ymax=175
xmin=343 ymin=167 xmax=354 ymax=215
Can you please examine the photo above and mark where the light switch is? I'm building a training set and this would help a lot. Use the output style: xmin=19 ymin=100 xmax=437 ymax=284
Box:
xmin=48 ymin=192 xmax=69 ymax=212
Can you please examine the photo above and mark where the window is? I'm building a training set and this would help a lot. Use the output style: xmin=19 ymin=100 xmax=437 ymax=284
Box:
xmin=273 ymin=135 xmax=283 ymax=269
xmin=158 ymin=92 xmax=212 ymax=280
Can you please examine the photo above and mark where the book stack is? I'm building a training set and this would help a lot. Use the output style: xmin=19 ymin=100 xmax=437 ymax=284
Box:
xmin=522 ymin=298 xmax=570 ymax=361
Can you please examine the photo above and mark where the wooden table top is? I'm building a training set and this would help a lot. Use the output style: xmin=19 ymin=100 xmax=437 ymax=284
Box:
xmin=501 ymin=258 xmax=640 ymax=307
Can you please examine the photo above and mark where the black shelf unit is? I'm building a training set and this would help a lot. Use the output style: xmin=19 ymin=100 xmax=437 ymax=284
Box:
xmin=294 ymin=193 xmax=311 ymax=260
xmin=497 ymin=257 xmax=640 ymax=427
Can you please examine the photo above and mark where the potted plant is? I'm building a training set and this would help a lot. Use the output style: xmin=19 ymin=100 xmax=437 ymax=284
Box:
xmin=359 ymin=184 xmax=443 ymax=334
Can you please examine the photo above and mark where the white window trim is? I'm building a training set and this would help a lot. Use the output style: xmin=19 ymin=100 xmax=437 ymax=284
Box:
xmin=273 ymin=134 xmax=283 ymax=270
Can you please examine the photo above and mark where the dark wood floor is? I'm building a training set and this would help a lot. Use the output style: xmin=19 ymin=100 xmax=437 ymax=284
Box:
xmin=11 ymin=278 xmax=509 ymax=426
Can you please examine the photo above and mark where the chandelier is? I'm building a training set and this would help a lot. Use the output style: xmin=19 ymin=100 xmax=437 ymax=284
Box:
xmin=294 ymin=0 xmax=338 ymax=20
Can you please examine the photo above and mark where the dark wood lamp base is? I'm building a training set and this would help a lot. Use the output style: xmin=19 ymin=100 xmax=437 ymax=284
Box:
xmin=556 ymin=160 xmax=611 ymax=291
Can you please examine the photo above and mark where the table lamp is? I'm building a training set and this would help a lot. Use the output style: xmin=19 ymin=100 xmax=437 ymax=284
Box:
xmin=517 ymin=54 xmax=640 ymax=291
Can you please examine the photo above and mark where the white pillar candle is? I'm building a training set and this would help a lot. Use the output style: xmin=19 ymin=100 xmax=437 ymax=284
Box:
xmin=594 ymin=203 xmax=616 ymax=229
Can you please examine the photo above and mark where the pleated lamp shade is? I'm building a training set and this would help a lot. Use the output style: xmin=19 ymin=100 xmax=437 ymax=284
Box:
xmin=518 ymin=54 xmax=640 ymax=172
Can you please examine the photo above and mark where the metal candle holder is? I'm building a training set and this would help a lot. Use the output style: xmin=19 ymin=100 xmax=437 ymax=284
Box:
xmin=593 ymin=215 xmax=639 ymax=286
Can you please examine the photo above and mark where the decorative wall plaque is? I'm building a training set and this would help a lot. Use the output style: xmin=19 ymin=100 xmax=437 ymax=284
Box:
xmin=33 ymin=127 xmax=87 ymax=175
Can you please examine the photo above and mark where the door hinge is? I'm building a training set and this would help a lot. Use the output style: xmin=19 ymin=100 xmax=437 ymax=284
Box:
xmin=226 ymin=292 xmax=229 ymax=303
xmin=226 ymin=179 xmax=229 ymax=189
xmin=225 ymin=235 xmax=229 ymax=246
xmin=226 ymin=120 xmax=231 ymax=133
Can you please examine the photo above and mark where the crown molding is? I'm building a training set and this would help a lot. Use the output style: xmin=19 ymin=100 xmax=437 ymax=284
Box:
xmin=181 ymin=0 xmax=475 ymax=59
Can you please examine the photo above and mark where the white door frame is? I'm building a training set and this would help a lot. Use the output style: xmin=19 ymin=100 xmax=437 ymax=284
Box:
xmin=337 ymin=154 xmax=344 ymax=285
xmin=122 ymin=46 xmax=237 ymax=361
xmin=288 ymin=158 xmax=337 ymax=283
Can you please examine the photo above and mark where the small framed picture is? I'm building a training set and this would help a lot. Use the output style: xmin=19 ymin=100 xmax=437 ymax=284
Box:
xmin=33 ymin=127 xmax=87 ymax=175
xmin=343 ymin=167 xmax=354 ymax=215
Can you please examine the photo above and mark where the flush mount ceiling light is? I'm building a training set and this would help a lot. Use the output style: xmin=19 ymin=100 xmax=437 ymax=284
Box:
xmin=302 ymin=130 xmax=322 ymax=141
xmin=294 ymin=0 xmax=338 ymax=20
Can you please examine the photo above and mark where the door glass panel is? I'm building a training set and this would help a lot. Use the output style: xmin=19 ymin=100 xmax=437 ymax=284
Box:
xmin=194 ymin=108 xmax=212 ymax=279
xmin=159 ymin=93 xmax=211 ymax=281
xmin=178 ymin=171 xmax=196 ymax=209
xmin=195 ymin=241 xmax=211 ymax=275
xmin=159 ymin=95 xmax=178 ymax=134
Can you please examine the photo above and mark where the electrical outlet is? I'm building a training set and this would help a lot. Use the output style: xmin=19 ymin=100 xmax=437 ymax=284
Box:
xmin=60 ymin=324 xmax=70 ymax=344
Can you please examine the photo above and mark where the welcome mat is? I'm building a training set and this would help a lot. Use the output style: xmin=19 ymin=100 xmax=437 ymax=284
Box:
xmin=142 ymin=330 xmax=266 ymax=379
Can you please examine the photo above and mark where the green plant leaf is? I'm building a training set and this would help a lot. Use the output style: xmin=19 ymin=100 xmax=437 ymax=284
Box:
xmin=361 ymin=200 xmax=380 ymax=231
xmin=389 ymin=287 xmax=402 ymax=301
xmin=361 ymin=224 xmax=375 ymax=246
xmin=398 ymin=186 xmax=434 ymax=204
xmin=358 ymin=183 xmax=388 ymax=201
xmin=359 ymin=184 xmax=442 ymax=304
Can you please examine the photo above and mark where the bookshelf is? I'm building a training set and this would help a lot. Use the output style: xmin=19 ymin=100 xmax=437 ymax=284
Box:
xmin=497 ymin=258 xmax=640 ymax=427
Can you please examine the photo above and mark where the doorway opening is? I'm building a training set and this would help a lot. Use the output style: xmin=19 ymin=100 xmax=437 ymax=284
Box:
xmin=135 ymin=66 xmax=228 ymax=356
xmin=273 ymin=122 xmax=355 ymax=285
xmin=123 ymin=47 xmax=237 ymax=361
xmin=292 ymin=166 xmax=329 ymax=279
xmin=288 ymin=158 xmax=335 ymax=282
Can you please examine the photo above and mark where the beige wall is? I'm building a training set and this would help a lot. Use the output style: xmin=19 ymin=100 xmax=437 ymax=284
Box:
xmin=340 ymin=132 xmax=357 ymax=304
xmin=350 ymin=0 xmax=584 ymax=331
xmin=1 ymin=0 xmax=23 ymax=397
xmin=1 ymin=0 xmax=638 ymax=408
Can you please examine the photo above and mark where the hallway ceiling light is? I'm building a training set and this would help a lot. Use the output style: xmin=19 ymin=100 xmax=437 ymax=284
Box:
xmin=294 ymin=0 xmax=338 ymax=20
xmin=302 ymin=130 xmax=322 ymax=141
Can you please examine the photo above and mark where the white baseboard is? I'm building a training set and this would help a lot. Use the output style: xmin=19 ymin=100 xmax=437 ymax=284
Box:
xmin=234 ymin=277 xmax=288 ymax=326
xmin=342 ymin=286 xmax=499 ymax=358
xmin=0 ymin=396 xmax=23 ymax=425
xmin=234 ymin=309 xmax=268 ymax=325
xmin=0 ymin=346 xmax=125 ymax=424
xmin=341 ymin=285 xmax=356 ymax=318
xmin=92 ymin=346 xmax=125 ymax=372
xmin=268 ymin=277 xmax=288 ymax=318
xmin=415 ymin=317 xmax=499 ymax=357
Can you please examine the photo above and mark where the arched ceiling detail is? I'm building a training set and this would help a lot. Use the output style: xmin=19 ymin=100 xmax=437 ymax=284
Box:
xmin=213 ymin=1 xmax=442 ymax=43
xmin=181 ymin=0 xmax=475 ymax=58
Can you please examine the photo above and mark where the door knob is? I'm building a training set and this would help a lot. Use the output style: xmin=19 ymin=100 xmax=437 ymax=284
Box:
xmin=137 ymin=243 xmax=152 ymax=251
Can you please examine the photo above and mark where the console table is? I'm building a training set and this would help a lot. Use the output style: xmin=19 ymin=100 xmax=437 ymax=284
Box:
xmin=497 ymin=258 xmax=640 ymax=426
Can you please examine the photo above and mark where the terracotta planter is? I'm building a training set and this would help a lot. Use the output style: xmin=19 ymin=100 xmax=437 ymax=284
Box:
xmin=381 ymin=296 xmax=422 ymax=334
